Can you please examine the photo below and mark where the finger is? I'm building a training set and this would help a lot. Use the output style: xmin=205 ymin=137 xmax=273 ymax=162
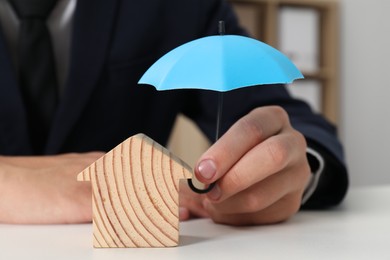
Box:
xmin=205 ymin=161 xmax=310 ymax=214
xmin=205 ymin=192 xmax=303 ymax=226
xmin=179 ymin=207 xmax=191 ymax=221
xmin=194 ymin=106 xmax=289 ymax=184
xmin=179 ymin=182 xmax=210 ymax=220
xmin=207 ymin=131 xmax=306 ymax=201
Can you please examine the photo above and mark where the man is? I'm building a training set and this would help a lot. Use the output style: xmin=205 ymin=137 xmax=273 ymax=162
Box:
xmin=0 ymin=0 xmax=348 ymax=224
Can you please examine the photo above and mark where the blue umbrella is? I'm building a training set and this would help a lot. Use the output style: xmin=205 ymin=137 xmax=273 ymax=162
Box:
xmin=138 ymin=21 xmax=303 ymax=193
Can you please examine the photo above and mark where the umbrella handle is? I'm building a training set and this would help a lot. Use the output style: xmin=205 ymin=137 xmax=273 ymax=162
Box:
xmin=189 ymin=91 xmax=222 ymax=194
xmin=187 ymin=179 xmax=216 ymax=194
xmin=188 ymin=21 xmax=225 ymax=195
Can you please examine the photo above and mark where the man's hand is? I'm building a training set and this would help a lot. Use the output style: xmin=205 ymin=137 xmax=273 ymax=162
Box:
xmin=0 ymin=152 xmax=104 ymax=224
xmin=179 ymin=106 xmax=311 ymax=225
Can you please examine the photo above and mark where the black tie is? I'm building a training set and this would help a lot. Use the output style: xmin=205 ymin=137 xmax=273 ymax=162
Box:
xmin=8 ymin=0 xmax=59 ymax=154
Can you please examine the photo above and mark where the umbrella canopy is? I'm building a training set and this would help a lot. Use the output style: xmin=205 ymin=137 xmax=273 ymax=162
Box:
xmin=138 ymin=35 xmax=303 ymax=91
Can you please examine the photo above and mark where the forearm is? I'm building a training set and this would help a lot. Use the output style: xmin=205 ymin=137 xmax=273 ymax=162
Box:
xmin=0 ymin=153 xmax=103 ymax=224
xmin=0 ymin=160 xmax=35 ymax=223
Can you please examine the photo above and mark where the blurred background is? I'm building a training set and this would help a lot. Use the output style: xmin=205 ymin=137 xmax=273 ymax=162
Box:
xmin=168 ymin=0 xmax=390 ymax=187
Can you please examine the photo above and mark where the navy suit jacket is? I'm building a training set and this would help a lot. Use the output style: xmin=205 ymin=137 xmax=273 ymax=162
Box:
xmin=0 ymin=0 xmax=347 ymax=207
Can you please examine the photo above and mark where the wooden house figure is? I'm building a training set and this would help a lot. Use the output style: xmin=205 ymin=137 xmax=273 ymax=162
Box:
xmin=77 ymin=133 xmax=193 ymax=248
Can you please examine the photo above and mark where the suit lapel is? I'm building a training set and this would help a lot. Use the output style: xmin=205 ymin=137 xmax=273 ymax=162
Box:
xmin=46 ymin=0 xmax=119 ymax=153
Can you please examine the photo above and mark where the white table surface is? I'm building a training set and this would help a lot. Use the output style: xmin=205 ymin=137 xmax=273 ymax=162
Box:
xmin=1 ymin=185 xmax=390 ymax=260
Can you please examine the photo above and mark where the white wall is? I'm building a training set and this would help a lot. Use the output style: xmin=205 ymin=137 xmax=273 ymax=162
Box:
xmin=340 ymin=0 xmax=390 ymax=186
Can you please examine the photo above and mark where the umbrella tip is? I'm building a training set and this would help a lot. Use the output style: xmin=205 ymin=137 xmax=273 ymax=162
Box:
xmin=218 ymin=20 xmax=225 ymax=35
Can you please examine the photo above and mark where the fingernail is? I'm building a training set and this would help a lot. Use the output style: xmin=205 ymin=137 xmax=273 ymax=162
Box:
xmin=207 ymin=184 xmax=221 ymax=201
xmin=197 ymin=159 xmax=217 ymax=180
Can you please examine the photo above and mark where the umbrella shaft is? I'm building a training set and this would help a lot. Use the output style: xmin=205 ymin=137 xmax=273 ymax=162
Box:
xmin=215 ymin=92 xmax=224 ymax=141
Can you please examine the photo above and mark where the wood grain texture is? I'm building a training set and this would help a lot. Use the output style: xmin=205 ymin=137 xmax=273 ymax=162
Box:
xmin=77 ymin=134 xmax=193 ymax=247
